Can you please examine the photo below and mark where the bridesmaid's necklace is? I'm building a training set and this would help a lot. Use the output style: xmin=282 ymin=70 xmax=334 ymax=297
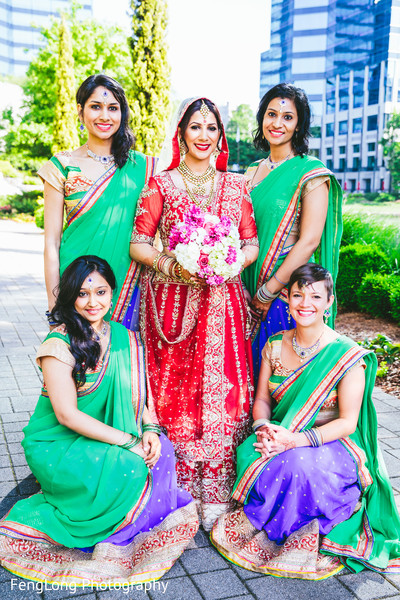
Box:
xmin=92 ymin=321 xmax=109 ymax=342
xmin=265 ymin=151 xmax=292 ymax=171
xmin=292 ymin=328 xmax=324 ymax=362
xmin=86 ymin=143 xmax=114 ymax=167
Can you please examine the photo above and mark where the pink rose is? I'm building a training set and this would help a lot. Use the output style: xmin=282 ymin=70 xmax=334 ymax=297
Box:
xmin=198 ymin=253 xmax=209 ymax=269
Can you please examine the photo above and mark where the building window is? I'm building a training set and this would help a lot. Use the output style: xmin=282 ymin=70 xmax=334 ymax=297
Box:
xmin=339 ymin=146 xmax=346 ymax=155
xmin=352 ymin=157 xmax=360 ymax=170
xmin=352 ymin=118 xmax=362 ymax=133
xmin=350 ymin=179 xmax=356 ymax=192
xmin=326 ymin=123 xmax=334 ymax=137
xmin=326 ymin=147 xmax=333 ymax=156
xmin=368 ymin=142 xmax=376 ymax=152
xmin=367 ymin=115 xmax=378 ymax=131
xmin=339 ymin=121 xmax=348 ymax=135
xmin=327 ymin=159 xmax=333 ymax=170
xmin=339 ymin=158 xmax=346 ymax=171
xmin=364 ymin=179 xmax=371 ymax=192
xmin=353 ymin=144 xmax=360 ymax=153
xmin=367 ymin=156 xmax=376 ymax=169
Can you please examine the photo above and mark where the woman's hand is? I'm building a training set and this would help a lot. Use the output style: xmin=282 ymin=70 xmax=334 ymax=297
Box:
xmin=250 ymin=294 xmax=272 ymax=321
xmin=181 ymin=267 xmax=206 ymax=286
xmin=142 ymin=432 xmax=161 ymax=468
xmin=254 ymin=424 xmax=297 ymax=459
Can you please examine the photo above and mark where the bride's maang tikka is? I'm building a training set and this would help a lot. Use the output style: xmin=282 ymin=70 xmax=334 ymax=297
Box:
xmin=200 ymin=100 xmax=210 ymax=120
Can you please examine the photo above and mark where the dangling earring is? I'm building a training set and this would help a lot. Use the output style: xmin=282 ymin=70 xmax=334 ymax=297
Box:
xmin=79 ymin=122 xmax=85 ymax=132
xmin=213 ymin=147 xmax=220 ymax=161
xmin=179 ymin=138 xmax=186 ymax=157
xmin=324 ymin=309 xmax=330 ymax=324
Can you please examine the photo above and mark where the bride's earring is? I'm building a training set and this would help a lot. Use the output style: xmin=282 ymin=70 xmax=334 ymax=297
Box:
xmin=179 ymin=138 xmax=186 ymax=157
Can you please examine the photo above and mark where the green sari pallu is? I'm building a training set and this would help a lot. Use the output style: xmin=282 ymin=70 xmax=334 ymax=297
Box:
xmin=231 ymin=336 xmax=400 ymax=574
xmin=0 ymin=322 xmax=149 ymax=548
xmin=242 ymin=155 xmax=342 ymax=338
xmin=59 ymin=151 xmax=152 ymax=323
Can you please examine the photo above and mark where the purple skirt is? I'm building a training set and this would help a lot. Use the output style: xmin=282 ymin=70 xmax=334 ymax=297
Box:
xmin=81 ymin=434 xmax=193 ymax=551
xmin=244 ymin=440 xmax=361 ymax=545
xmin=252 ymin=298 xmax=295 ymax=379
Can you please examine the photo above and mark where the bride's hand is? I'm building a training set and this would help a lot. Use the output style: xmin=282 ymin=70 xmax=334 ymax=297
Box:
xmin=250 ymin=294 xmax=272 ymax=321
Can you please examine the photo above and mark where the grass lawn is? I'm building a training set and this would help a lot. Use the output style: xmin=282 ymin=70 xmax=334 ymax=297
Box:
xmin=343 ymin=200 xmax=400 ymax=226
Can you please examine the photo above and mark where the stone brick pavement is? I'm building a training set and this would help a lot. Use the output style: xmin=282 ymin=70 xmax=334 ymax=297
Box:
xmin=0 ymin=218 xmax=399 ymax=600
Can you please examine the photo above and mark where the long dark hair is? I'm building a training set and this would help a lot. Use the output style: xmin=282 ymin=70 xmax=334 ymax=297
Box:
xmin=288 ymin=263 xmax=333 ymax=300
xmin=76 ymin=74 xmax=135 ymax=168
xmin=253 ymin=83 xmax=311 ymax=156
xmin=178 ymin=98 xmax=224 ymax=151
xmin=51 ymin=255 xmax=116 ymax=387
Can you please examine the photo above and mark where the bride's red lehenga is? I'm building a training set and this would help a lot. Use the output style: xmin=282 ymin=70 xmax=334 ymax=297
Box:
xmin=131 ymin=103 xmax=258 ymax=528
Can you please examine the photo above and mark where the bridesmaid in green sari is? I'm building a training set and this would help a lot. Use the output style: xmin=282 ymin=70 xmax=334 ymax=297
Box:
xmin=242 ymin=83 xmax=342 ymax=376
xmin=38 ymin=74 xmax=156 ymax=330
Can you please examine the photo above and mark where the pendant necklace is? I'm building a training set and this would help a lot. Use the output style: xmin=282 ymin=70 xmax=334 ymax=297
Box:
xmin=86 ymin=144 xmax=114 ymax=167
xmin=265 ymin=152 xmax=292 ymax=171
xmin=177 ymin=161 xmax=216 ymax=209
xmin=292 ymin=328 xmax=324 ymax=363
xmin=92 ymin=321 xmax=109 ymax=342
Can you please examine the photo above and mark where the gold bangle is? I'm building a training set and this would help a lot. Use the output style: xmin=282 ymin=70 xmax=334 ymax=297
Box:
xmin=152 ymin=253 xmax=161 ymax=272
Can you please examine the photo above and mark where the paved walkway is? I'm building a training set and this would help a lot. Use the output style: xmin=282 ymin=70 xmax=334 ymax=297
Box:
xmin=0 ymin=218 xmax=399 ymax=600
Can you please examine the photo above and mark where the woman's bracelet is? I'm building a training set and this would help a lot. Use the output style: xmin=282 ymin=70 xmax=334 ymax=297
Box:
xmin=257 ymin=284 xmax=279 ymax=304
xmin=119 ymin=434 xmax=141 ymax=450
xmin=115 ymin=430 xmax=127 ymax=446
xmin=303 ymin=427 xmax=323 ymax=447
xmin=273 ymin=272 xmax=289 ymax=286
xmin=142 ymin=423 xmax=162 ymax=436
xmin=45 ymin=310 xmax=57 ymax=326
xmin=153 ymin=253 xmax=175 ymax=278
xmin=252 ymin=418 xmax=271 ymax=432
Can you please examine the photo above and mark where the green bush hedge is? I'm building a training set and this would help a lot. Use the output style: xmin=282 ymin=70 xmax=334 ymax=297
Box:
xmin=342 ymin=214 xmax=400 ymax=268
xmin=389 ymin=279 xmax=400 ymax=324
xmin=34 ymin=198 xmax=44 ymax=229
xmin=0 ymin=190 xmax=43 ymax=215
xmin=337 ymin=243 xmax=390 ymax=310
xmin=357 ymin=272 xmax=394 ymax=319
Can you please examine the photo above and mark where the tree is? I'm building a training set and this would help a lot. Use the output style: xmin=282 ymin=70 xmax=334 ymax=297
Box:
xmin=226 ymin=104 xmax=257 ymax=142
xmin=129 ymin=0 xmax=170 ymax=154
xmin=52 ymin=16 xmax=79 ymax=153
xmin=22 ymin=5 xmax=134 ymax=135
xmin=381 ymin=112 xmax=400 ymax=197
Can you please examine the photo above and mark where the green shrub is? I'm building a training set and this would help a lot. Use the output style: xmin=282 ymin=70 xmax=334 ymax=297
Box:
xmin=337 ymin=243 xmax=390 ymax=310
xmin=34 ymin=197 xmax=44 ymax=229
xmin=7 ymin=190 xmax=43 ymax=215
xmin=363 ymin=192 xmax=380 ymax=202
xmin=341 ymin=214 xmax=400 ymax=268
xmin=389 ymin=279 xmax=400 ymax=325
xmin=0 ymin=159 xmax=19 ymax=178
xmin=357 ymin=272 xmax=393 ymax=318
xmin=375 ymin=192 xmax=397 ymax=203
xmin=345 ymin=192 xmax=365 ymax=204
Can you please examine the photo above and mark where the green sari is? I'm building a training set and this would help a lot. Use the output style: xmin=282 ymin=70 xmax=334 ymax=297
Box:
xmin=230 ymin=336 xmax=400 ymax=574
xmin=0 ymin=321 xmax=149 ymax=548
xmin=58 ymin=151 xmax=155 ymax=323
xmin=242 ymin=155 xmax=342 ymax=334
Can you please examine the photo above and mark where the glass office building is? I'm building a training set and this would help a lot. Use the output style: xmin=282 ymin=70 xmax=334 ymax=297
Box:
xmin=0 ymin=0 xmax=92 ymax=77
xmin=260 ymin=0 xmax=400 ymax=192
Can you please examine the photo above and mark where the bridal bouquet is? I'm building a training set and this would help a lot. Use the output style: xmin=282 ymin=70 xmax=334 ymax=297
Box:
xmin=168 ymin=205 xmax=245 ymax=286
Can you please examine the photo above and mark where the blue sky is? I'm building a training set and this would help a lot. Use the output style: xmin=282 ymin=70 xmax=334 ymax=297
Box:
xmin=93 ymin=0 xmax=270 ymax=110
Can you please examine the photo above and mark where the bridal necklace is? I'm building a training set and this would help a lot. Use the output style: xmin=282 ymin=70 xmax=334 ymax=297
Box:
xmin=265 ymin=151 xmax=292 ymax=171
xmin=178 ymin=161 xmax=216 ymax=208
xmin=86 ymin=144 xmax=114 ymax=167
xmin=292 ymin=328 xmax=324 ymax=363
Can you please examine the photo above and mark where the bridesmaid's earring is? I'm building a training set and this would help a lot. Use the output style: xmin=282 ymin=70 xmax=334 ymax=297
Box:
xmin=79 ymin=123 xmax=85 ymax=132
xmin=324 ymin=309 xmax=330 ymax=324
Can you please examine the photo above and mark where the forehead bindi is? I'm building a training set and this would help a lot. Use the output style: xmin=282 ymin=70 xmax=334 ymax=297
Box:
xmin=267 ymin=97 xmax=296 ymax=115
xmin=189 ymin=111 xmax=217 ymax=126
xmin=87 ymin=87 xmax=119 ymax=106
